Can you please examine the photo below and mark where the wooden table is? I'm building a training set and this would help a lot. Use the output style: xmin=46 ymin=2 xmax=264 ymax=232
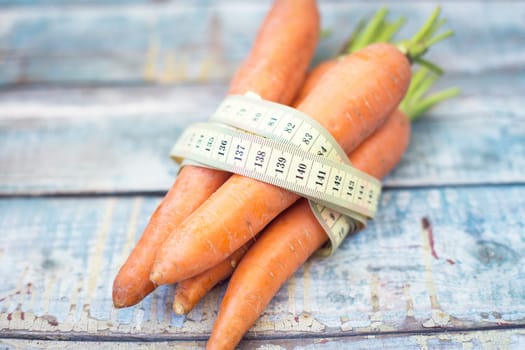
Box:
xmin=1 ymin=1 xmax=524 ymax=348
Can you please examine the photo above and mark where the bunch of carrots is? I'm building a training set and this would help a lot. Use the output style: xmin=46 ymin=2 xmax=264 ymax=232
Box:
xmin=113 ymin=1 xmax=457 ymax=348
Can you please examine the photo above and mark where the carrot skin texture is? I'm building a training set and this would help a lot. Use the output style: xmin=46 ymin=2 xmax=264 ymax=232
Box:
xmin=173 ymin=242 xmax=253 ymax=315
xmin=229 ymin=0 xmax=320 ymax=103
xmin=112 ymin=167 xmax=229 ymax=307
xmin=208 ymin=200 xmax=326 ymax=350
xmin=207 ymin=108 xmax=412 ymax=350
xmin=112 ymin=0 xmax=320 ymax=308
xmin=293 ymin=59 xmax=337 ymax=105
xmin=151 ymin=43 xmax=412 ymax=285
xmin=170 ymin=58 xmax=332 ymax=314
xmin=350 ymin=109 xmax=411 ymax=177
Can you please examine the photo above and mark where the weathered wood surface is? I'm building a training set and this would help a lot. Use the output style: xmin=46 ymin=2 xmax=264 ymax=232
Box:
xmin=1 ymin=70 xmax=524 ymax=195
xmin=0 ymin=186 xmax=524 ymax=343
xmin=1 ymin=328 xmax=525 ymax=350
xmin=1 ymin=0 xmax=524 ymax=348
xmin=1 ymin=1 xmax=524 ymax=85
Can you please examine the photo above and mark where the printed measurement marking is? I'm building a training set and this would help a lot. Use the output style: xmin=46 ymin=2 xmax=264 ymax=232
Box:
xmin=172 ymin=94 xmax=383 ymax=254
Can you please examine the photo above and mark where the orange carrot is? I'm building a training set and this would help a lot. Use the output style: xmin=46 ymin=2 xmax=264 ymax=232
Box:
xmin=151 ymin=6 xmax=455 ymax=286
xmin=112 ymin=0 xmax=320 ymax=308
xmin=207 ymin=108 xmax=411 ymax=350
xmin=293 ymin=59 xmax=335 ymax=105
xmin=150 ymin=42 xmax=412 ymax=285
xmin=172 ymin=241 xmax=253 ymax=315
xmin=113 ymin=168 xmax=229 ymax=307
xmin=166 ymin=9 xmax=410 ymax=313
xmin=203 ymin=9 xmax=455 ymax=347
xmin=229 ymin=0 xmax=320 ymax=103
xmin=206 ymin=63 xmax=460 ymax=349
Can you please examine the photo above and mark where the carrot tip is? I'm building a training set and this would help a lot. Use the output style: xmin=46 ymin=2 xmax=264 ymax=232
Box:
xmin=112 ymin=287 xmax=127 ymax=308
xmin=113 ymin=301 xmax=125 ymax=309
xmin=149 ymin=270 xmax=162 ymax=286
xmin=173 ymin=302 xmax=186 ymax=315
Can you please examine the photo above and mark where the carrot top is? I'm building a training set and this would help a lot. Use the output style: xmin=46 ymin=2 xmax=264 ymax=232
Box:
xmin=342 ymin=7 xmax=459 ymax=119
xmin=343 ymin=7 xmax=406 ymax=53
xmin=342 ymin=7 xmax=454 ymax=73
xmin=396 ymin=7 xmax=454 ymax=72
xmin=400 ymin=67 xmax=460 ymax=120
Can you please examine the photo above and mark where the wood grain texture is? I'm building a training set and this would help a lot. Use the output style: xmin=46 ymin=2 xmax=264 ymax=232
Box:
xmin=1 ymin=328 xmax=525 ymax=349
xmin=1 ymin=0 xmax=524 ymax=347
xmin=0 ymin=1 xmax=524 ymax=85
xmin=0 ymin=83 xmax=226 ymax=195
xmin=1 ymin=71 xmax=524 ymax=194
xmin=0 ymin=185 xmax=523 ymax=340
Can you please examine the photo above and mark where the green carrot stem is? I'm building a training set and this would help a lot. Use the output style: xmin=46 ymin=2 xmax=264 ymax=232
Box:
xmin=425 ymin=30 xmax=455 ymax=48
xmin=332 ymin=7 xmax=458 ymax=121
xmin=405 ymin=67 xmax=431 ymax=98
xmin=411 ymin=7 xmax=442 ymax=44
xmin=376 ymin=17 xmax=406 ymax=43
xmin=410 ymin=73 xmax=439 ymax=103
xmin=349 ymin=7 xmax=388 ymax=52
xmin=320 ymin=28 xmax=333 ymax=40
xmin=339 ymin=8 xmax=406 ymax=55
xmin=337 ymin=18 xmax=367 ymax=56
xmin=431 ymin=18 xmax=447 ymax=33
xmin=406 ymin=88 xmax=461 ymax=120
xmin=396 ymin=6 xmax=454 ymax=65
xmin=413 ymin=57 xmax=444 ymax=75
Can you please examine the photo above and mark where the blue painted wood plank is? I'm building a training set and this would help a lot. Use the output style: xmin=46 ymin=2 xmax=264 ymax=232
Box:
xmin=2 ymin=111 xmax=521 ymax=193
xmin=1 ymin=69 xmax=524 ymax=194
xmin=1 ymin=328 xmax=525 ymax=349
xmin=0 ymin=0 xmax=152 ymax=4
xmin=0 ymin=1 xmax=524 ymax=85
xmin=0 ymin=185 xmax=523 ymax=339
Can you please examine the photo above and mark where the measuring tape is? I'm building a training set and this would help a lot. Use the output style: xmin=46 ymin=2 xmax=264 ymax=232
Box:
xmin=171 ymin=93 xmax=382 ymax=254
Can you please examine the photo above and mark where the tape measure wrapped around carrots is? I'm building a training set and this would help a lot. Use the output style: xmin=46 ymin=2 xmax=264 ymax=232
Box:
xmin=112 ymin=3 xmax=458 ymax=350
xmin=150 ymin=7 xmax=455 ymax=288
xmin=171 ymin=92 xmax=382 ymax=254
xmin=204 ymin=8 xmax=458 ymax=348
xmin=112 ymin=0 xmax=321 ymax=309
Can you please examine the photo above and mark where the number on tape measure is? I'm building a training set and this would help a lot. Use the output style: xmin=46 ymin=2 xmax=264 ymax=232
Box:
xmin=172 ymin=122 xmax=379 ymax=221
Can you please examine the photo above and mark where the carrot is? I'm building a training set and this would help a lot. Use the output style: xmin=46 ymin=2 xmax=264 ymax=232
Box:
xmin=172 ymin=241 xmax=253 ymax=315
xmin=207 ymin=114 xmax=408 ymax=349
xmin=150 ymin=9 xmax=454 ymax=288
xmin=229 ymin=0 xmax=320 ymax=104
xmin=207 ymin=66 xmax=460 ymax=350
xmin=113 ymin=168 xmax=229 ymax=307
xmin=295 ymin=7 xmax=406 ymax=105
xmin=112 ymin=0 xmax=320 ymax=308
xmin=168 ymin=8 xmax=409 ymax=315
xmin=292 ymin=59 xmax=335 ymax=105
xmin=151 ymin=42 xmax=415 ymax=285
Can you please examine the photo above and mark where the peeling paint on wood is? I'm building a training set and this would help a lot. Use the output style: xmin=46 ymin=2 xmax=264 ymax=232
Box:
xmin=0 ymin=0 xmax=524 ymax=347
xmin=3 ymin=327 xmax=521 ymax=349
xmin=0 ymin=186 xmax=523 ymax=340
